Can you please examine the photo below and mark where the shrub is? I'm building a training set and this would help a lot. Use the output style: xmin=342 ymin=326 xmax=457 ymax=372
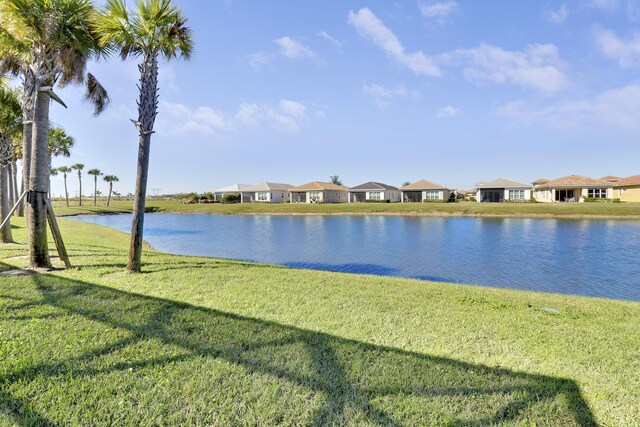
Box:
xmin=363 ymin=199 xmax=391 ymax=203
xmin=584 ymin=197 xmax=613 ymax=203
xmin=220 ymin=193 xmax=241 ymax=203
xmin=422 ymin=199 xmax=448 ymax=203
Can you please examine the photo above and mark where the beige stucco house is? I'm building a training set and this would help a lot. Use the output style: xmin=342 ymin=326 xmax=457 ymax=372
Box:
xmin=241 ymin=182 xmax=293 ymax=203
xmin=533 ymin=175 xmax=613 ymax=202
xmin=475 ymin=178 xmax=533 ymax=202
xmin=289 ymin=181 xmax=349 ymax=203
xmin=348 ymin=182 xmax=401 ymax=202
xmin=614 ymin=175 xmax=640 ymax=202
xmin=401 ymin=180 xmax=451 ymax=202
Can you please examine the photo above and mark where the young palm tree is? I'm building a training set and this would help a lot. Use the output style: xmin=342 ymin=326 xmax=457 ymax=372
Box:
xmin=88 ymin=168 xmax=102 ymax=206
xmin=72 ymin=163 xmax=84 ymax=206
xmin=57 ymin=166 xmax=71 ymax=207
xmin=95 ymin=0 xmax=193 ymax=272
xmin=103 ymin=175 xmax=119 ymax=207
xmin=0 ymin=87 xmax=21 ymax=243
xmin=0 ymin=0 xmax=109 ymax=268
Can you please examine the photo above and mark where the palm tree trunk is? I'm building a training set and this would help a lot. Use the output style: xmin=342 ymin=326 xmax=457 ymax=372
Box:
xmin=107 ymin=182 xmax=112 ymax=207
xmin=64 ymin=176 xmax=69 ymax=207
xmin=26 ymin=89 xmax=52 ymax=269
xmin=18 ymin=123 xmax=32 ymax=217
xmin=78 ymin=174 xmax=82 ymax=206
xmin=11 ymin=162 xmax=19 ymax=209
xmin=127 ymin=53 xmax=159 ymax=273
xmin=0 ymin=164 xmax=14 ymax=243
xmin=94 ymin=175 xmax=97 ymax=206
xmin=7 ymin=162 xmax=15 ymax=209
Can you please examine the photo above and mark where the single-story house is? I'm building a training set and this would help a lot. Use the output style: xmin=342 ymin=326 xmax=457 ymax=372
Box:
xmin=289 ymin=181 xmax=349 ymax=203
xmin=613 ymin=175 xmax=640 ymax=202
xmin=533 ymin=175 xmax=613 ymax=202
xmin=401 ymin=180 xmax=451 ymax=202
xmin=241 ymin=182 xmax=293 ymax=203
xmin=476 ymin=178 xmax=533 ymax=203
xmin=213 ymin=184 xmax=254 ymax=202
xmin=348 ymin=182 xmax=401 ymax=202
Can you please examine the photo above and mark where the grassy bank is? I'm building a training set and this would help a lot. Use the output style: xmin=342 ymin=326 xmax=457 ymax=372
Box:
xmin=1 ymin=218 xmax=639 ymax=425
xmin=50 ymin=198 xmax=640 ymax=218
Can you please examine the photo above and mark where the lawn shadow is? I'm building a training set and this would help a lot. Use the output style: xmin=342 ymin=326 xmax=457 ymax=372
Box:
xmin=0 ymin=266 xmax=598 ymax=426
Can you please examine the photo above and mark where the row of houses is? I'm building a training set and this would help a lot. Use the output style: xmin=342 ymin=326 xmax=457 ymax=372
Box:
xmin=212 ymin=174 xmax=640 ymax=204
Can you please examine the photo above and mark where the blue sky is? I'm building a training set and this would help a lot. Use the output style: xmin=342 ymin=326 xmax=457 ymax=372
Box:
xmin=47 ymin=0 xmax=640 ymax=196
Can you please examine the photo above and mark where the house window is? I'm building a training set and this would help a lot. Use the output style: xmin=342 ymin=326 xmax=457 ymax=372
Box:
xmin=369 ymin=191 xmax=382 ymax=200
xmin=508 ymin=190 xmax=525 ymax=200
xmin=425 ymin=190 xmax=439 ymax=200
xmin=588 ymin=188 xmax=606 ymax=198
xmin=257 ymin=192 xmax=268 ymax=201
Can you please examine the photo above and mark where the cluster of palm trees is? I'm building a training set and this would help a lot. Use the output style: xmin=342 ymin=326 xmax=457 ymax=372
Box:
xmin=51 ymin=165 xmax=119 ymax=207
xmin=0 ymin=0 xmax=192 ymax=272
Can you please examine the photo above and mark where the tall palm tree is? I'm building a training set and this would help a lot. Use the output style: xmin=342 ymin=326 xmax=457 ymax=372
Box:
xmin=103 ymin=174 xmax=119 ymax=206
xmin=72 ymin=163 xmax=84 ymax=206
xmin=49 ymin=167 xmax=58 ymax=199
xmin=95 ymin=0 xmax=193 ymax=273
xmin=0 ymin=0 xmax=109 ymax=268
xmin=88 ymin=168 xmax=102 ymax=206
xmin=0 ymin=87 xmax=21 ymax=243
xmin=48 ymin=127 xmax=74 ymax=196
xmin=57 ymin=166 xmax=71 ymax=207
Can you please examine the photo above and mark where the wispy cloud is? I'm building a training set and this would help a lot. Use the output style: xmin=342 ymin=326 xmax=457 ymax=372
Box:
xmin=437 ymin=105 xmax=461 ymax=118
xmin=235 ymin=99 xmax=309 ymax=132
xmin=156 ymin=102 xmax=232 ymax=136
xmin=362 ymin=83 xmax=417 ymax=108
xmin=348 ymin=8 xmax=441 ymax=77
xmin=246 ymin=52 xmax=273 ymax=69
xmin=594 ymin=26 xmax=640 ymax=67
xmin=419 ymin=1 xmax=459 ymax=23
xmin=544 ymin=3 xmax=569 ymax=24
xmin=590 ymin=0 xmax=619 ymax=11
xmin=317 ymin=31 xmax=342 ymax=50
xmin=274 ymin=36 xmax=315 ymax=60
xmin=442 ymin=43 xmax=569 ymax=94
xmin=496 ymin=84 xmax=640 ymax=131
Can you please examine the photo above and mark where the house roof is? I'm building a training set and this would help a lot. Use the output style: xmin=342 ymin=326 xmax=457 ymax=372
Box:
xmin=289 ymin=181 xmax=349 ymax=191
xmin=214 ymin=184 xmax=254 ymax=193
xmin=243 ymin=182 xmax=293 ymax=192
xmin=401 ymin=179 xmax=447 ymax=190
xmin=601 ymin=175 xmax=622 ymax=182
xmin=349 ymin=181 xmax=399 ymax=191
xmin=531 ymin=178 xmax=550 ymax=186
xmin=535 ymin=175 xmax=612 ymax=189
xmin=614 ymin=174 xmax=640 ymax=187
xmin=476 ymin=178 xmax=532 ymax=189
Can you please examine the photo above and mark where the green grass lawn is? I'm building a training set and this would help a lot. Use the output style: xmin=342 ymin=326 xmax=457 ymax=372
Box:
xmin=1 ymin=218 xmax=639 ymax=425
xmin=50 ymin=198 xmax=640 ymax=218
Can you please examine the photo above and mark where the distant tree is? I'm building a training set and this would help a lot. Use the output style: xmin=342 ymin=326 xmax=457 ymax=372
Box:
xmin=202 ymin=191 xmax=214 ymax=201
xmin=402 ymin=181 xmax=411 ymax=187
xmin=88 ymin=168 xmax=102 ymax=206
xmin=103 ymin=175 xmax=119 ymax=206
xmin=72 ymin=164 xmax=85 ymax=206
xmin=48 ymin=127 xmax=74 ymax=195
xmin=330 ymin=175 xmax=342 ymax=186
xmin=57 ymin=166 xmax=71 ymax=207
xmin=49 ymin=168 xmax=58 ymax=199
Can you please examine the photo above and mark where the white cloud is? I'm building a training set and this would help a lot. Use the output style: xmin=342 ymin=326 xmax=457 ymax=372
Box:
xmin=594 ymin=26 xmax=640 ymax=67
xmin=590 ymin=0 xmax=619 ymax=11
xmin=274 ymin=36 xmax=315 ymax=60
xmin=443 ymin=43 xmax=569 ymax=93
xmin=544 ymin=3 xmax=569 ymax=24
xmin=496 ymin=84 xmax=640 ymax=131
xmin=362 ymin=83 xmax=417 ymax=108
xmin=235 ymin=99 xmax=309 ymax=132
xmin=157 ymin=101 xmax=231 ymax=136
xmin=419 ymin=1 xmax=459 ymax=23
xmin=347 ymin=8 xmax=441 ymax=77
xmin=317 ymin=31 xmax=342 ymax=50
xmin=247 ymin=52 xmax=272 ymax=69
xmin=437 ymin=105 xmax=461 ymax=118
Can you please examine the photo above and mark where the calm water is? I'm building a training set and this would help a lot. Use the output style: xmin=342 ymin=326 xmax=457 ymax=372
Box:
xmin=70 ymin=214 xmax=640 ymax=301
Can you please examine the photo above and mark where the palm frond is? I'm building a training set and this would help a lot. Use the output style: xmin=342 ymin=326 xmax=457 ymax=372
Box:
xmin=84 ymin=72 xmax=110 ymax=116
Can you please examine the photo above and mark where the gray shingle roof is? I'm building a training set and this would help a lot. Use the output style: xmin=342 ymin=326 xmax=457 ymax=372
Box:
xmin=243 ymin=182 xmax=293 ymax=192
xmin=476 ymin=178 xmax=532 ymax=189
xmin=349 ymin=181 xmax=399 ymax=191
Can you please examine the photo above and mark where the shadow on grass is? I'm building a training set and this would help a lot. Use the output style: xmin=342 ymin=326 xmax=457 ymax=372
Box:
xmin=0 ymin=265 xmax=597 ymax=426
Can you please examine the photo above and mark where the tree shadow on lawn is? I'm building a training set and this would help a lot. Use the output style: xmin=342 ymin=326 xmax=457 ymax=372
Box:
xmin=0 ymin=269 xmax=597 ymax=426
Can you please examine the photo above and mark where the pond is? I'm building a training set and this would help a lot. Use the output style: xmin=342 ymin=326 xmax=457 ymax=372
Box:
xmin=69 ymin=214 xmax=640 ymax=301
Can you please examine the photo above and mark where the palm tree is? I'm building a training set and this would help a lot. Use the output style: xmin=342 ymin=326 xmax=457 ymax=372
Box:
xmin=88 ymin=168 xmax=102 ymax=206
xmin=48 ymin=127 xmax=74 ymax=196
xmin=95 ymin=0 xmax=193 ymax=273
xmin=49 ymin=167 xmax=58 ymax=199
xmin=57 ymin=166 xmax=71 ymax=207
xmin=0 ymin=87 xmax=21 ymax=243
xmin=72 ymin=163 xmax=84 ymax=206
xmin=0 ymin=0 xmax=109 ymax=268
xmin=103 ymin=175 xmax=119 ymax=206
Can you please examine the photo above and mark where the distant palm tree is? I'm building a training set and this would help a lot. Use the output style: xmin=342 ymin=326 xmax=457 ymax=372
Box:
xmin=0 ymin=87 xmax=21 ymax=243
xmin=57 ymin=166 xmax=71 ymax=207
xmin=72 ymin=164 xmax=85 ymax=206
xmin=48 ymin=127 xmax=74 ymax=196
xmin=95 ymin=0 xmax=193 ymax=272
xmin=0 ymin=0 xmax=109 ymax=268
xmin=49 ymin=168 xmax=58 ymax=199
xmin=88 ymin=168 xmax=102 ymax=206
xmin=103 ymin=175 xmax=119 ymax=206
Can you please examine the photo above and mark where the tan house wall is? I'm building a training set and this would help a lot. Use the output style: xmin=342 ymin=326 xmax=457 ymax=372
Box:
xmin=616 ymin=186 xmax=640 ymax=202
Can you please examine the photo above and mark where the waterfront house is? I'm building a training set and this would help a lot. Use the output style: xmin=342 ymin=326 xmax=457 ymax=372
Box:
xmin=213 ymin=184 xmax=254 ymax=202
xmin=348 ymin=182 xmax=401 ymax=203
xmin=533 ymin=175 xmax=613 ymax=202
xmin=613 ymin=175 xmax=640 ymax=202
xmin=242 ymin=182 xmax=293 ymax=203
xmin=476 ymin=178 xmax=533 ymax=202
xmin=401 ymin=180 xmax=451 ymax=202
xmin=289 ymin=181 xmax=349 ymax=203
